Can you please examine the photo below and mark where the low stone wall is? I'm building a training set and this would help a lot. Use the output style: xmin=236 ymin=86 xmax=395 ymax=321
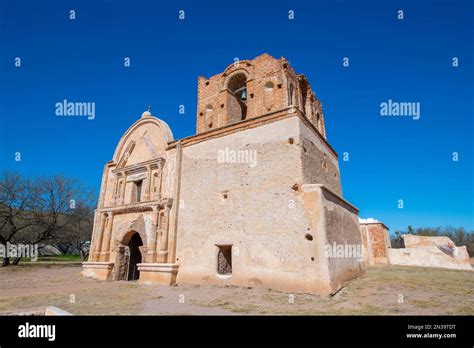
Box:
xmin=388 ymin=243 xmax=472 ymax=271
xmin=358 ymin=224 xmax=472 ymax=272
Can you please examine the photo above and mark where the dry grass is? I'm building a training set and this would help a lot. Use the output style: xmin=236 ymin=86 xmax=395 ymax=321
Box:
xmin=0 ymin=263 xmax=472 ymax=315
xmin=192 ymin=264 xmax=473 ymax=315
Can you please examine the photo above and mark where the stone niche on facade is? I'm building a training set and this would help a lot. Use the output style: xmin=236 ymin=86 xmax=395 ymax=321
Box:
xmin=111 ymin=158 xmax=164 ymax=207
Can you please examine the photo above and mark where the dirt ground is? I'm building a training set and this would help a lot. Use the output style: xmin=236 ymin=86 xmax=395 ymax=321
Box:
xmin=0 ymin=263 xmax=472 ymax=315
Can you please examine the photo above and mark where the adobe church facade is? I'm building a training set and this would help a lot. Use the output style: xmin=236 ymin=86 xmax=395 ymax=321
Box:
xmin=82 ymin=53 xmax=364 ymax=295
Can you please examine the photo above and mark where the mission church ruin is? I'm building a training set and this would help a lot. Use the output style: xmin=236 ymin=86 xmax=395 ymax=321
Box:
xmin=82 ymin=53 xmax=365 ymax=295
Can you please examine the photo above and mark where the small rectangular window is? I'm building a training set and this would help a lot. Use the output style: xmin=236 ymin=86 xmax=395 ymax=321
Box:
xmin=217 ymin=245 xmax=232 ymax=275
xmin=135 ymin=180 xmax=143 ymax=203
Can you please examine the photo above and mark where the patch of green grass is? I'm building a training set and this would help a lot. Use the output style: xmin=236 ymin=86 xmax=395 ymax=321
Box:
xmin=32 ymin=255 xmax=82 ymax=262
xmin=1 ymin=255 xmax=83 ymax=263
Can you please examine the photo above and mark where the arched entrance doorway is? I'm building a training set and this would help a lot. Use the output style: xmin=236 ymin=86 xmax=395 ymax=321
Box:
xmin=127 ymin=232 xmax=143 ymax=281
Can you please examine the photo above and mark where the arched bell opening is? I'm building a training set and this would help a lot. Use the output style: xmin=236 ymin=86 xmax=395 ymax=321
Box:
xmin=226 ymin=72 xmax=248 ymax=124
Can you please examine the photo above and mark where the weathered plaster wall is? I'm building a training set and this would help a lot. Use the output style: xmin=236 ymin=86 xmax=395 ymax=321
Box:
xmin=299 ymin=120 xmax=341 ymax=195
xmin=176 ymin=116 xmax=361 ymax=294
xmin=323 ymin=190 xmax=363 ymax=291
xmin=388 ymin=247 xmax=472 ymax=271
xmin=100 ymin=118 xmax=171 ymax=209
xmin=176 ymin=116 xmax=320 ymax=292
xmin=388 ymin=234 xmax=472 ymax=271
xmin=110 ymin=212 xmax=152 ymax=249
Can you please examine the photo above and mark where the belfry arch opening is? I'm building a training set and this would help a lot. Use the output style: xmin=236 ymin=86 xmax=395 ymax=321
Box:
xmin=226 ymin=72 xmax=248 ymax=124
xmin=127 ymin=232 xmax=143 ymax=281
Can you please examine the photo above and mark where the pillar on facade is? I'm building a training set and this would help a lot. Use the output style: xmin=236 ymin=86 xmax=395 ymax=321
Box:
xmin=100 ymin=212 xmax=114 ymax=261
xmin=120 ymin=174 xmax=127 ymax=205
xmin=146 ymin=205 xmax=160 ymax=263
xmin=156 ymin=199 xmax=172 ymax=263
xmin=144 ymin=165 xmax=152 ymax=201
xmin=92 ymin=213 xmax=107 ymax=261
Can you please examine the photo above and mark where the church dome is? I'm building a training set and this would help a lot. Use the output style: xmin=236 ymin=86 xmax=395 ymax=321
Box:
xmin=141 ymin=110 xmax=152 ymax=118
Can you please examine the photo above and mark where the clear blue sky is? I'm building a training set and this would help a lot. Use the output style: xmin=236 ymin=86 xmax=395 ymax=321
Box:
xmin=1 ymin=0 xmax=473 ymax=233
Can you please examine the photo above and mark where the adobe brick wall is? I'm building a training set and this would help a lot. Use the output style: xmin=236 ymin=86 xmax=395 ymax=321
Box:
xmin=359 ymin=221 xmax=390 ymax=265
xmin=196 ymin=53 xmax=326 ymax=139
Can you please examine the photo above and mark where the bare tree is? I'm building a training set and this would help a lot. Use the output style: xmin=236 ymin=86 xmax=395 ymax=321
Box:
xmin=54 ymin=199 xmax=95 ymax=261
xmin=0 ymin=172 xmax=95 ymax=266
xmin=0 ymin=173 xmax=38 ymax=266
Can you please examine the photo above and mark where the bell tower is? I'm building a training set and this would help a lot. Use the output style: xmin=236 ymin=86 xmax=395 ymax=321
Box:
xmin=195 ymin=53 xmax=327 ymax=139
